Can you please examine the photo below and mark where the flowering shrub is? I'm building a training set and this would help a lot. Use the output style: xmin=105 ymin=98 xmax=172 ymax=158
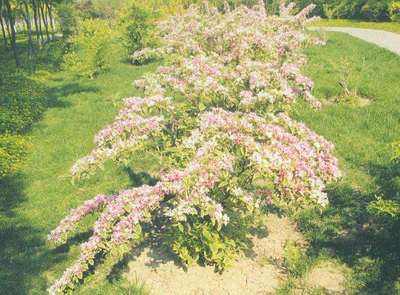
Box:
xmin=48 ymin=1 xmax=340 ymax=294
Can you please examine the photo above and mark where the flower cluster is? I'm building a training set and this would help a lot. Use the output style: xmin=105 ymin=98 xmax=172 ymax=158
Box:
xmin=132 ymin=1 xmax=323 ymax=110
xmin=194 ymin=108 xmax=340 ymax=205
xmin=48 ymin=185 xmax=165 ymax=294
xmin=71 ymin=95 xmax=171 ymax=178
xmin=48 ymin=2 xmax=339 ymax=294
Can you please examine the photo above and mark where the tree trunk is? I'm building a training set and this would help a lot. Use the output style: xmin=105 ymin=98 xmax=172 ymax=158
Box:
xmin=0 ymin=16 xmax=8 ymax=47
xmin=22 ymin=1 xmax=34 ymax=59
xmin=4 ymin=7 xmax=11 ymax=38
xmin=4 ymin=0 xmax=19 ymax=66
xmin=45 ymin=0 xmax=54 ymax=40
xmin=39 ymin=2 xmax=49 ymax=42
xmin=0 ymin=0 xmax=8 ymax=47
xmin=36 ymin=0 xmax=44 ymax=45
xmin=31 ymin=0 xmax=41 ymax=45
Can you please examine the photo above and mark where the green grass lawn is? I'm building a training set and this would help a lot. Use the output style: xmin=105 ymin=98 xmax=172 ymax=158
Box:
xmin=1 ymin=32 xmax=400 ymax=294
xmin=0 ymin=46 xmax=157 ymax=294
xmin=293 ymin=33 xmax=400 ymax=293
xmin=298 ymin=32 xmax=400 ymax=189
xmin=311 ymin=19 xmax=400 ymax=33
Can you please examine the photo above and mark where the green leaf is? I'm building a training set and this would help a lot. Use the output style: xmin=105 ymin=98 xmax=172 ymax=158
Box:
xmin=199 ymin=102 xmax=206 ymax=111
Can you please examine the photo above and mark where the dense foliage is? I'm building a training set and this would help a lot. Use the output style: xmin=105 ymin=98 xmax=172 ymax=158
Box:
xmin=118 ymin=2 xmax=156 ymax=55
xmin=0 ymin=72 xmax=46 ymax=133
xmin=0 ymin=0 xmax=58 ymax=67
xmin=63 ymin=19 xmax=116 ymax=78
xmin=0 ymin=134 xmax=30 ymax=176
xmin=0 ymin=71 xmax=46 ymax=178
xmin=294 ymin=0 xmax=395 ymax=21
xmin=56 ymin=1 xmax=79 ymax=39
xmin=389 ymin=1 xmax=400 ymax=21
xmin=48 ymin=1 xmax=341 ymax=294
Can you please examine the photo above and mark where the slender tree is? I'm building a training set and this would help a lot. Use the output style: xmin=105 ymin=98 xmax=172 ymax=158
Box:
xmin=35 ymin=0 xmax=44 ymax=45
xmin=4 ymin=0 xmax=20 ymax=66
xmin=30 ymin=0 xmax=41 ymax=45
xmin=4 ymin=10 xmax=11 ymax=39
xmin=20 ymin=0 xmax=34 ymax=58
xmin=0 ymin=0 xmax=68 ymax=64
xmin=0 ymin=0 xmax=9 ymax=47
xmin=39 ymin=1 xmax=49 ymax=42
xmin=45 ymin=0 xmax=54 ymax=40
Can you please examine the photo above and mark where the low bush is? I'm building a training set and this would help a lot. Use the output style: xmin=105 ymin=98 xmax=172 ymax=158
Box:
xmin=63 ymin=19 xmax=116 ymax=79
xmin=361 ymin=0 xmax=390 ymax=21
xmin=294 ymin=0 xmax=392 ymax=21
xmin=333 ymin=0 xmax=363 ymax=18
xmin=118 ymin=2 xmax=155 ymax=56
xmin=282 ymin=241 xmax=309 ymax=277
xmin=0 ymin=72 xmax=46 ymax=133
xmin=389 ymin=1 xmax=400 ymax=21
xmin=0 ymin=135 xmax=30 ymax=177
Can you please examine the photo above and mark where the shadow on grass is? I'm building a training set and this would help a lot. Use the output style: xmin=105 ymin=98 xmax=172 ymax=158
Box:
xmin=0 ymin=71 xmax=92 ymax=135
xmin=296 ymin=161 xmax=400 ymax=293
xmin=124 ymin=167 xmax=158 ymax=187
xmin=106 ymin=218 xmax=183 ymax=284
xmin=106 ymin=167 xmax=164 ymax=281
xmin=41 ymin=167 xmax=162 ymax=289
xmin=0 ymin=38 xmax=64 ymax=73
xmin=0 ymin=38 xmax=104 ymax=294
xmin=45 ymin=82 xmax=99 ymax=109
xmin=0 ymin=175 xmax=25 ymax=218
xmin=0 ymin=175 xmax=67 ymax=295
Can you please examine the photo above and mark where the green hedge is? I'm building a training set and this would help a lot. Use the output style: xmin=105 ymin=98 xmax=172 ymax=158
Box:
xmin=0 ymin=135 xmax=30 ymax=177
xmin=0 ymin=72 xmax=46 ymax=134
xmin=63 ymin=19 xmax=117 ymax=79
xmin=0 ymin=71 xmax=46 ymax=178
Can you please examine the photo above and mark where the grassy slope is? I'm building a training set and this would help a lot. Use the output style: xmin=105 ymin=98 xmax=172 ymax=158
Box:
xmin=0 ymin=46 xmax=156 ymax=294
xmin=0 ymin=32 xmax=399 ymax=294
xmin=299 ymin=32 xmax=400 ymax=189
xmin=294 ymin=33 xmax=400 ymax=293
xmin=26 ymin=61 xmax=159 ymax=294
xmin=311 ymin=19 xmax=400 ymax=33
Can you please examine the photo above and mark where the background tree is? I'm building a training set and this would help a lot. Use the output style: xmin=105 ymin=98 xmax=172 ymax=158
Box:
xmin=3 ymin=0 xmax=19 ymax=66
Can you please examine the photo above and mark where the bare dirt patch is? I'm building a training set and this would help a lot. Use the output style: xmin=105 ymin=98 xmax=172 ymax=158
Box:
xmin=358 ymin=96 xmax=371 ymax=107
xmin=306 ymin=262 xmax=347 ymax=293
xmin=124 ymin=214 xmax=306 ymax=295
xmin=321 ymin=95 xmax=372 ymax=107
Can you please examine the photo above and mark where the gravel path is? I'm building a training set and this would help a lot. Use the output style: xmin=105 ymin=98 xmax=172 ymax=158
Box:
xmin=310 ymin=27 xmax=400 ymax=55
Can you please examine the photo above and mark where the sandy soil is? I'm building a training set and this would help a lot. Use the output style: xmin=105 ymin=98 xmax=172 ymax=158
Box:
xmin=306 ymin=262 xmax=347 ymax=294
xmin=124 ymin=214 xmax=306 ymax=295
